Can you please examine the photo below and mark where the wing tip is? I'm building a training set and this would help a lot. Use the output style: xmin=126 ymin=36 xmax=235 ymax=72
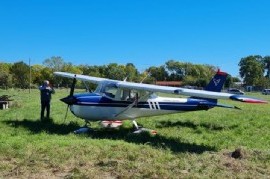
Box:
xmin=230 ymin=95 xmax=268 ymax=104
xmin=241 ymin=99 xmax=268 ymax=104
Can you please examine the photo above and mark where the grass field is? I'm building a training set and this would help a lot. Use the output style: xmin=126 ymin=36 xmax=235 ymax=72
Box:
xmin=0 ymin=89 xmax=270 ymax=178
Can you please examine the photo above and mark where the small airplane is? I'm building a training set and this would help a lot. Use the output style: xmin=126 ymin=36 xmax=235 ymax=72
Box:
xmin=54 ymin=69 xmax=267 ymax=134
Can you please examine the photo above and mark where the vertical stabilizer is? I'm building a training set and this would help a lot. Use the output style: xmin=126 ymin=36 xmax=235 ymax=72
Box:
xmin=205 ymin=69 xmax=228 ymax=92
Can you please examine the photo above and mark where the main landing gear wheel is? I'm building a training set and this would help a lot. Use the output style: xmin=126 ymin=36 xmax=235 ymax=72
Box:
xmin=132 ymin=120 xmax=157 ymax=135
xmin=74 ymin=120 xmax=93 ymax=134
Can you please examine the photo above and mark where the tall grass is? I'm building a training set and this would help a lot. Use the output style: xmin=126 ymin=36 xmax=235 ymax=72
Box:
xmin=0 ymin=89 xmax=270 ymax=178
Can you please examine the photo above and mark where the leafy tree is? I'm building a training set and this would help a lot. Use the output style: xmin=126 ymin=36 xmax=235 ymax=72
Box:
xmin=62 ymin=62 xmax=82 ymax=74
xmin=125 ymin=63 xmax=140 ymax=82
xmin=0 ymin=73 xmax=12 ymax=89
xmin=138 ymin=71 xmax=153 ymax=84
xmin=165 ymin=60 xmax=216 ymax=84
xmin=197 ymin=65 xmax=216 ymax=79
xmin=0 ymin=63 xmax=13 ymax=88
xmin=31 ymin=64 xmax=44 ymax=85
xmin=165 ymin=60 xmax=185 ymax=80
xmin=40 ymin=67 xmax=54 ymax=85
xmin=225 ymin=76 xmax=241 ymax=88
xmin=256 ymin=77 xmax=270 ymax=88
xmin=43 ymin=56 xmax=65 ymax=72
xmin=0 ymin=62 xmax=11 ymax=73
xmin=104 ymin=63 xmax=126 ymax=80
xmin=182 ymin=76 xmax=196 ymax=86
xmin=78 ymin=64 xmax=105 ymax=90
xmin=147 ymin=65 xmax=168 ymax=81
xmin=232 ymin=76 xmax=241 ymax=82
xmin=60 ymin=62 xmax=83 ymax=87
xmin=79 ymin=65 xmax=104 ymax=77
xmin=164 ymin=60 xmax=217 ymax=87
xmin=239 ymin=55 xmax=264 ymax=86
xmin=10 ymin=61 xmax=30 ymax=88
xmin=224 ymin=75 xmax=233 ymax=88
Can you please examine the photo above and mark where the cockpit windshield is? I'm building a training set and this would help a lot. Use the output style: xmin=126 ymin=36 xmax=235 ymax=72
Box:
xmin=94 ymin=82 xmax=118 ymax=99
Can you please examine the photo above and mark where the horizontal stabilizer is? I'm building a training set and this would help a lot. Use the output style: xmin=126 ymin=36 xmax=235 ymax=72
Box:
xmin=215 ymin=103 xmax=241 ymax=110
xmin=229 ymin=95 xmax=268 ymax=104
xmin=200 ymin=102 xmax=241 ymax=110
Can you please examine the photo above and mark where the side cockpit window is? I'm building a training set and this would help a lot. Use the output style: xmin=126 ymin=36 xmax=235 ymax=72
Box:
xmin=120 ymin=89 xmax=136 ymax=101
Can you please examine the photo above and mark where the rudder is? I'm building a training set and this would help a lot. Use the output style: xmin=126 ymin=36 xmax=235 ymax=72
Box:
xmin=205 ymin=69 xmax=228 ymax=92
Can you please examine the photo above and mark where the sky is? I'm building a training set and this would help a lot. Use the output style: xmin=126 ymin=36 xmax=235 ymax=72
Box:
xmin=1 ymin=0 xmax=270 ymax=77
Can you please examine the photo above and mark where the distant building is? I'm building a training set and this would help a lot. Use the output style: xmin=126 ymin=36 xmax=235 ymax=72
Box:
xmin=233 ymin=82 xmax=244 ymax=86
xmin=246 ymin=86 xmax=253 ymax=92
xmin=155 ymin=81 xmax=182 ymax=87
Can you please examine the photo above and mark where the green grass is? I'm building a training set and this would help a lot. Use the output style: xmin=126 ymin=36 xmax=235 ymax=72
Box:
xmin=0 ymin=89 xmax=270 ymax=178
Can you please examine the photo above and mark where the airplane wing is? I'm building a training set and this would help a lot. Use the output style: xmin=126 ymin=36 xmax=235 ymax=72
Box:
xmin=54 ymin=72 xmax=117 ymax=84
xmin=117 ymin=81 xmax=267 ymax=103
xmin=117 ymin=81 xmax=229 ymax=97
xmin=54 ymin=72 xmax=268 ymax=104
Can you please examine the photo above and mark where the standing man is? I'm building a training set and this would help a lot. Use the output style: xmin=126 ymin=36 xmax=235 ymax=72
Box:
xmin=39 ymin=80 xmax=55 ymax=120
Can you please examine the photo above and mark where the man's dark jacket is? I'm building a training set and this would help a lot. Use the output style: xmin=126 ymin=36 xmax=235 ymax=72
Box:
xmin=39 ymin=85 xmax=54 ymax=102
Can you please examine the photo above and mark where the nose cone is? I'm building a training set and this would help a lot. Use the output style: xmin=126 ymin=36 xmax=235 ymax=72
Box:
xmin=60 ymin=96 xmax=77 ymax=105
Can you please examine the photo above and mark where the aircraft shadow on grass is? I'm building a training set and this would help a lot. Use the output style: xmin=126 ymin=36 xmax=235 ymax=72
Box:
xmin=4 ymin=119 xmax=216 ymax=154
xmin=4 ymin=118 xmax=81 ymax=135
xmin=86 ymin=128 xmax=216 ymax=154
xmin=156 ymin=120 xmax=238 ymax=131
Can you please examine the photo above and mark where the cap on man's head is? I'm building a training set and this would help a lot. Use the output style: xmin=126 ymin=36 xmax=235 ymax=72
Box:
xmin=44 ymin=80 xmax=49 ymax=85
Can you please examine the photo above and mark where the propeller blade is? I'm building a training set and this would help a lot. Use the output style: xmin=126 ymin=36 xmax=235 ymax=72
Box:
xmin=61 ymin=75 xmax=77 ymax=105
xmin=61 ymin=75 xmax=77 ymax=122
xmin=70 ymin=76 xmax=77 ymax=96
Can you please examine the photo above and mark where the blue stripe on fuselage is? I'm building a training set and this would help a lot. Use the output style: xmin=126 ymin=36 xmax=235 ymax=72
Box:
xmin=73 ymin=93 xmax=212 ymax=111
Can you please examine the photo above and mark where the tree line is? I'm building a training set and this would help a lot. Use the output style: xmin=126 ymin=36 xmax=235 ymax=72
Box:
xmin=239 ymin=55 xmax=270 ymax=87
xmin=0 ymin=55 xmax=270 ymax=89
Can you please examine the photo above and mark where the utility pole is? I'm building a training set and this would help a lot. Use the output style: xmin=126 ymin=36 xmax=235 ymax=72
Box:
xmin=29 ymin=58 xmax=31 ymax=94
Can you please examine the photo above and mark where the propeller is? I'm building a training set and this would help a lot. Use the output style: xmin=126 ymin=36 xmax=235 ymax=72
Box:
xmin=60 ymin=76 xmax=77 ymax=105
xmin=69 ymin=77 xmax=76 ymax=97
xmin=61 ymin=75 xmax=77 ymax=121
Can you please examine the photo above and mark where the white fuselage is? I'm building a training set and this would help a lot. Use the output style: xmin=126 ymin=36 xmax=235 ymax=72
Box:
xmin=70 ymin=96 xmax=191 ymax=121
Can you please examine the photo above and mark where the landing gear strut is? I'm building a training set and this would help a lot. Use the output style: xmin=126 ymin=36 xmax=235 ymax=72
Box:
xmin=132 ymin=119 xmax=157 ymax=135
xmin=132 ymin=120 xmax=140 ymax=130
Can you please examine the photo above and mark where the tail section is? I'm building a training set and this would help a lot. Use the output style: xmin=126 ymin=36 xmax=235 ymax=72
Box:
xmin=205 ymin=69 xmax=228 ymax=92
xmin=196 ymin=69 xmax=228 ymax=104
